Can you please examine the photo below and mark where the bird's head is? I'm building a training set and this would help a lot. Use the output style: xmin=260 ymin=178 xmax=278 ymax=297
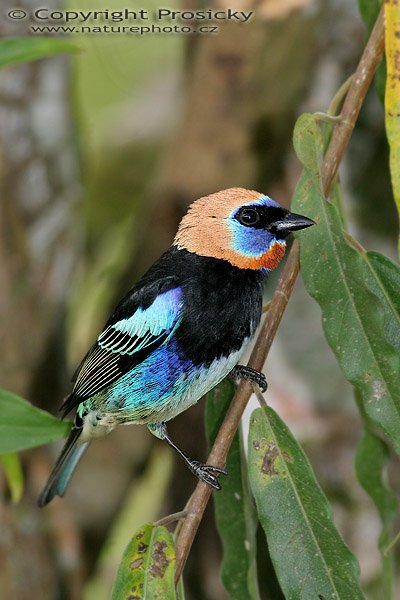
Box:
xmin=174 ymin=188 xmax=315 ymax=271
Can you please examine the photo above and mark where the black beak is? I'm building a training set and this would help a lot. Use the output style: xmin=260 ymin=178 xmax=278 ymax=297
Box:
xmin=269 ymin=211 xmax=315 ymax=237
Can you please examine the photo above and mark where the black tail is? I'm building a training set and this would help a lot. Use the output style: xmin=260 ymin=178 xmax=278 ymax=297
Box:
xmin=38 ymin=426 xmax=89 ymax=507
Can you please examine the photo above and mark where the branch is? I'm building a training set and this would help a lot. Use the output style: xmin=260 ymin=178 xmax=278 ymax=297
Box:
xmin=321 ymin=8 xmax=385 ymax=195
xmin=174 ymin=7 xmax=385 ymax=583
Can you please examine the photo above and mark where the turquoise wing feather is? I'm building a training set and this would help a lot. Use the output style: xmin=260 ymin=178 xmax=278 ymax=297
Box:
xmin=62 ymin=287 xmax=183 ymax=413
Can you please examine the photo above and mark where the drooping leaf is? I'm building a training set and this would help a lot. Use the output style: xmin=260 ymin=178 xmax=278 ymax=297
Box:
xmin=352 ymin=253 xmax=400 ymax=597
xmin=0 ymin=389 xmax=71 ymax=454
xmin=341 ymin=236 xmax=400 ymax=355
xmin=292 ymin=114 xmax=400 ymax=454
xmin=362 ymin=250 xmax=400 ymax=354
xmin=111 ymin=523 xmax=177 ymax=600
xmin=384 ymin=0 xmax=400 ymax=248
xmin=0 ymin=453 xmax=24 ymax=503
xmin=0 ymin=37 xmax=79 ymax=69
xmin=248 ymin=406 xmax=365 ymax=600
xmin=205 ymin=379 xmax=260 ymax=600
xmin=355 ymin=406 xmax=397 ymax=599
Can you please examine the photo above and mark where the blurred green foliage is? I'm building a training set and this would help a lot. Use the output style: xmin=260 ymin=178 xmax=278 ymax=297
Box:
xmin=0 ymin=453 xmax=24 ymax=503
xmin=84 ymin=447 xmax=173 ymax=600
xmin=69 ymin=0 xmax=181 ymax=152
xmin=0 ymin=37 xmax=78 ymax=69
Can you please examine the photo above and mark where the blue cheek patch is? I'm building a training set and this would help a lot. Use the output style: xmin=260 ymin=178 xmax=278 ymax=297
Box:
xmin=227 ymin=195 xmax=285 ymax=260
xmin=228 ymin=219 xmax=276 ymax=257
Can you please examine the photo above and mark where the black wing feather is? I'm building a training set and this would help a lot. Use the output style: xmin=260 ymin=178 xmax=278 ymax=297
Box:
xmin=61 ymin=333 xmax=169 ymax=416
xmin=61 ymin=272 xmax=180 ymax=416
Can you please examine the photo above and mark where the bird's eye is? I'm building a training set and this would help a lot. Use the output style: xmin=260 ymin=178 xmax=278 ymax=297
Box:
xmin=237 ymin=208 xmax=260 ymax=226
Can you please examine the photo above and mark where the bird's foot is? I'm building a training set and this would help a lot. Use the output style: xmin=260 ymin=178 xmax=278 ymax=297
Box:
xmin=189 ymin=461 xmax=227 ymax=490
xmin=231 ymin=365 xmax=268 ymax=393
xmin=148 ymin=422 xmax=228 ymax=490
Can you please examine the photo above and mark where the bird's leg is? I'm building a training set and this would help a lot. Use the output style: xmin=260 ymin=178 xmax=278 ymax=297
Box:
xmin=230 ymin=365 xmax=268 ymax=392
xmin=147 ymin=422 xmax=227 ymax=490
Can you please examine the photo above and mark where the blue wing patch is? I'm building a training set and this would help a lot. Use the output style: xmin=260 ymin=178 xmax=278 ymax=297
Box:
xmin=97 ymin=289 xmax=181 ymax=355
xmin=62 ymin=287 xmax=183 ymax=412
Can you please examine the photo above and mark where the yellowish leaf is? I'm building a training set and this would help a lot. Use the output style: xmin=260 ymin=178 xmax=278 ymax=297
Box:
xmin=0 ymin=453 xmax=24 ymax=503
xmin=384 ymin=1 xmax=400 ymax=250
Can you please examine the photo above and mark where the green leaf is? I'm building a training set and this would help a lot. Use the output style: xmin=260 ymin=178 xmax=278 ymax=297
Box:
xmin=355 ymin=418 xmax=397 ymax=598
xmin=205 ymin=379 xmax=260 ymax=600
xmin=0 ymin=37 xmax=79 ymax=69
xmin=362 ymin=251 xmax=400 ymax=354
xmin=343 ymin=239 xmax=400 ymax=355
xmin=111 ymin=523 xmax=177 ymax=600
xmin=0 ymin=389 xmax=71 ymax=454
xmin=248 ymin=406 xmax=365 ymax=600
xmin=0 ymin=453 xmax=24 ymax=503
xmin=292 ymin=114 xmax=400 ymax=455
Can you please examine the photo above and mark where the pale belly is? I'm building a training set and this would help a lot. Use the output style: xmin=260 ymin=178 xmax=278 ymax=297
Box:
xmin=150 ymin=344 xmax=247 ymax=423
xmin=96 ymin=341 xmax=248 ymax=426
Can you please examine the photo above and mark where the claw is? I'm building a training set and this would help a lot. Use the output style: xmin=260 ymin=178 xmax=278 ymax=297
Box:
xmin=202 ymin=465 xmax=227 ymax=475
xmin=231 ymin=365 xmax=268 ymax=393
xmin=190 ymin=461 xmax=227 ymax=490
xmin=208 ymin=478 xmax=221 ymax=490
xmin=252 ymin=373 xmax=268 ymax=393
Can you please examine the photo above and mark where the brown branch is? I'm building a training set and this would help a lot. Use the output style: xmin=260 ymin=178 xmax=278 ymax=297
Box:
xmin=321 ymin=8 xmax=385 ymax=195
xmin=174 ymin=6 xmax=385 ymax=583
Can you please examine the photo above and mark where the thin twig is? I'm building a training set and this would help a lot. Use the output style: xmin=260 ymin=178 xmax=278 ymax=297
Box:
xmin=327 ymin=74 xmax=353 ymax=116
xmin=174 ymin=6 xmax=385 ymax=584
xmin=155 ymin=510 xmax=188 ymax=528
xmin=251 ymin=382 xmax=268 ymax=408
xmin=313 ymin=113 xmax=343 ymax=124
xmin=383 ymin=529 xmax=400 ymax=556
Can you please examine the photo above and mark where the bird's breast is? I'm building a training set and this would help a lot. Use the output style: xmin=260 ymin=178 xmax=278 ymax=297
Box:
xmin=175 ymin=266 xmax=263 ymax=367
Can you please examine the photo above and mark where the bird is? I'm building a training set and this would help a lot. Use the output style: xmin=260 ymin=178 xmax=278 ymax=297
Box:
xmin=38 ymin=188 xmax=314 ymax=506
